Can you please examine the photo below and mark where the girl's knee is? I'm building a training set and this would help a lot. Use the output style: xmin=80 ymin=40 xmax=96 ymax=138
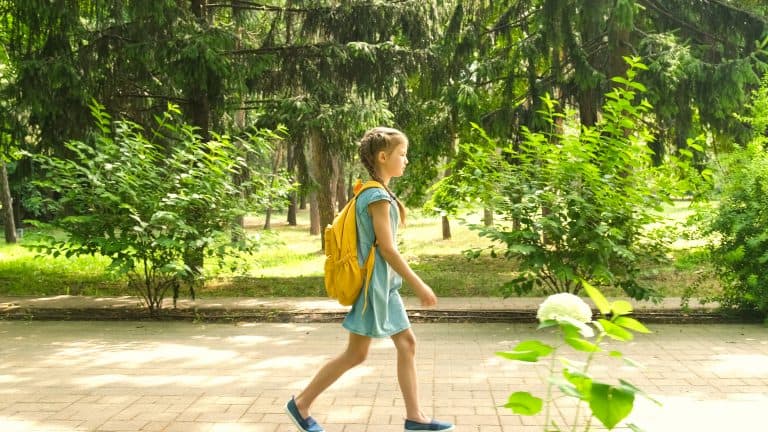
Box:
xmin=393 ymin=330 xmax=417 ymax=356
xmin=343 ymin=346 xmax=369 ymax=367
xmin=342 ymin=333 xmax=371 ymax=367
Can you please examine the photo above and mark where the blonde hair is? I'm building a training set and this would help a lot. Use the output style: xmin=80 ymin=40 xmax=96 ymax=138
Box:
xmin=358 ymin=126 xmax=407 ymax=224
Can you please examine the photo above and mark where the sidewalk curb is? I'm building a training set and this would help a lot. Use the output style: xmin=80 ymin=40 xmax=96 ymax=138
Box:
xmin=0 ymin=298 xmax=746 ymax=324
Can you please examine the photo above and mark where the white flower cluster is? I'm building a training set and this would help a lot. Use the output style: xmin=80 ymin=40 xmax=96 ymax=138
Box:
xmin=537 ymin=293 xmax=592 ymax=323
xmin=537 ymin=293 xmax=594 ymax=337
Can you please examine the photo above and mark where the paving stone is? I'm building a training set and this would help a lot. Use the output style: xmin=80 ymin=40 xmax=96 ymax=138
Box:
xmin=1 ymin=321 xmax=767 ymax=431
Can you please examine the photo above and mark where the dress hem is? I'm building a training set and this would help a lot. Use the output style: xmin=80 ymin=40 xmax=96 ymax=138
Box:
xmin=342 ymin=322 xmax=411 ymax=339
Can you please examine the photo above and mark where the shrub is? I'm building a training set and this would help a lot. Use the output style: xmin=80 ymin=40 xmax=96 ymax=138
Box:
xmin=431 ymin=57 xmax=675 ymax=300
xmin=699 ymin=73 xmax=768 ymax=320
xmin=27 ymin=102 xmax=291 ymax=313
xmin=704 ymin=142 xmax=768 ymax=318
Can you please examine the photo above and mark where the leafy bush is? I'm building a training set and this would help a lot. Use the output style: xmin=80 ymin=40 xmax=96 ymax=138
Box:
xmin=704 ymin=145 xmax=768 ymax=318
xmin=431 ymin=58 xmax=677 ymax=299
xmin=697 ymin=73 xmax=768 ymax=320
xmin=27 ymin=102 xmax=291 ymax=313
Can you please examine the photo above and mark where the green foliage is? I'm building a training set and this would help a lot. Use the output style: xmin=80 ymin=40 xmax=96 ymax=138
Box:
xmin=695 ymin=72 xmax=768 ymax=319
xmin=26 ymin=102 xmax=291 ymax=313
xmin=703 ymin=143 xmax=768 ymax=318
xmin=496 ymin=282 xmax=657 ymax=431
xmin=0 ymin=43 xmax=23 ymax=159
xmin=431 ymin=58 xmax=680 ymax=300
xmin=1 ymin=205 xmax=713 ymax=298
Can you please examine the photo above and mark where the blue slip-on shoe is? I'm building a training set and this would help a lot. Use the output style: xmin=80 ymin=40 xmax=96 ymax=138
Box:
xmin=404 ymin=418 xmax=455 ymax=431
xmin=284 ymin=397 xmax=325 ymax=432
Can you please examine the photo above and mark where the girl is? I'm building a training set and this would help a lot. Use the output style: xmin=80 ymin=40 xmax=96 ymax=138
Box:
xmin=285 ymin=127 xmax=454 ymax=432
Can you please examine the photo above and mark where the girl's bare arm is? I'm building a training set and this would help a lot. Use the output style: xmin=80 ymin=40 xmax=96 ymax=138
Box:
xmin=368 ymin=200 xmax=437 ymax=306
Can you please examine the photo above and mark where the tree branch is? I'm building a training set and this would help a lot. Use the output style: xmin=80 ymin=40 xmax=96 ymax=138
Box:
xmin=638 ymin=0 xmax=744 ymax=51
xmin=706 ymin=0 xmax=768 ymax=24
xmin=205 ymin=1 xmax=315 ymax=13
xmin=206 ymin=0 xmax=419 ymax=13
xmin=116 ymin=93 xmax=189 ymax=104
xmin=227 ymin=42 xmax=334 ymax=56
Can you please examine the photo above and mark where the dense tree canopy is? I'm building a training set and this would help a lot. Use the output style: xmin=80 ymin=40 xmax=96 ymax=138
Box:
xmin=422 ymin=1 xmax=767 ymax=161
xmin=3 ymin=1 xmax=767 ymax=209
xmin=1 ymin=1 xmax=768 ymax=301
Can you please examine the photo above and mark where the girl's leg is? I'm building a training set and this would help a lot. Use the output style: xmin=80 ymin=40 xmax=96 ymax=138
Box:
xmin=294 ymin=332 xmax=372 ymax=417
xmin=391 ymin=328 xmax=430 ymax=423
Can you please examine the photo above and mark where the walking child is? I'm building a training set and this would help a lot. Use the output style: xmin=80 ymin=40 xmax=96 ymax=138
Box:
xmin=285 ymin=127 xmax=455 ymax=432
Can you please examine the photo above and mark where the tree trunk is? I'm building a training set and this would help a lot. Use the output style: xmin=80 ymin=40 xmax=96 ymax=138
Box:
xmin=576 ymin=0 xmax=609 ymax=127
xmin=191 ymin=0 xmax=206 ymax=22
xmin=336 ymin=162 xmax=347 ymax=211
xmin=347 ymin=171 xmax=355 ymax=201
xmin=286 ymin=140 xmax=298 ymax=226
xmin=607 ymin=0 xmax=633 ymax=91
xmin=308 ymin=129 xmax=339 ymax=249
xmin=263 ymin=208 xmax=272 ymax=230
xmin=287 ymin=193 xmax=298 ymax=226
xmin=483 ymin=208 xmax=493 ymax=227
xmin=441 ymin=124 xmax=460 ymax=241
xmin=1 ymin=161 xmax=17 ymax=244
xmin=441 ymin=215 xmax=452 ymax=240
xmin=309 ymin=192 xmax=320 ymax=236
xmin=296 ymin=138 xmax=310 ymax=211
xmin=263 ymin=142 xmax=284 ymax=230
xmin=231 ymin=0 xmax=248 ymax=240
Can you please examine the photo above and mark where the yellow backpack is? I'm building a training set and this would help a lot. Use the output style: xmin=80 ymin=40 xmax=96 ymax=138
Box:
xmin=324 ymin=180 xmax=383 ymax=311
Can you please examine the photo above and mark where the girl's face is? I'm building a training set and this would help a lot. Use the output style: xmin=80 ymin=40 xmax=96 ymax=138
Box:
xmin=378 ymin=138 xmax=409 ymax=179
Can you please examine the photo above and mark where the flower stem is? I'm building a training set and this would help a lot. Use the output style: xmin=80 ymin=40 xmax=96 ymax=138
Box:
xmin=544 ymin=346 xmax=558 ymax=430
xmin=571 ymin=332 xmax=605 ymax=432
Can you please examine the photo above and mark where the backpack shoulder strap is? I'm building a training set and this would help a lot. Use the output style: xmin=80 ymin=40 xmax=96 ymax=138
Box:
xmin=354 ymin=180 xmax=385 ymax=197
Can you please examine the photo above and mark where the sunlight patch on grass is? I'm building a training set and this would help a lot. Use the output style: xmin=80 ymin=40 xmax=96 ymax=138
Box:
xmin=0 ymin=205 xmax=716 ymax=299
xmin=0 ymin=242 xmax=120 ymax=296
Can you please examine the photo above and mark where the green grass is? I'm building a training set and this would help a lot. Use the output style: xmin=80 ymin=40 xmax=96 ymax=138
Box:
xmin=0 ymin=244 xmax=123 ymax=296
xmin=0 ymin=205 xmax=717 ymax=299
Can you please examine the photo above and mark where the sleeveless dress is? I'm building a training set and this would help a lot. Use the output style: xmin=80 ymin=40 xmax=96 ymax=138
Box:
xmin=341 ymin=187 xmax=410 ymax=338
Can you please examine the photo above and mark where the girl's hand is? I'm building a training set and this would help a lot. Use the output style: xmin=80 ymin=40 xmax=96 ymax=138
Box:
xmin=413 ymin=282 xmax=437 ymax=307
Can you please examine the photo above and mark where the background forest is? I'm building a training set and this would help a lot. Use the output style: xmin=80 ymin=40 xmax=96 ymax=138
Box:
xmin=2 ymin=1 xmax=768 ymax=317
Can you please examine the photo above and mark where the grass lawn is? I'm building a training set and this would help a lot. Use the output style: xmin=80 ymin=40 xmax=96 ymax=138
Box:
xmin=0 ymin=204 xmax=718 ymax=299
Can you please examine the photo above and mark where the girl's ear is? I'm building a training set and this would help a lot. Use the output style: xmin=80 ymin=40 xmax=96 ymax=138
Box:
xmin=376 ymin=150 xmax=387 ymax=163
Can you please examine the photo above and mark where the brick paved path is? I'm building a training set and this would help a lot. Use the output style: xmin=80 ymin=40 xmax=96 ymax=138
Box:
xmin=1 ymin=321 xmax=767 ymax=431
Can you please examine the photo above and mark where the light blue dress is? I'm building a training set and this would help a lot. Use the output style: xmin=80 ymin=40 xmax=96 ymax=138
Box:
xmin=342 ymin=187 xmax=410 ymax=338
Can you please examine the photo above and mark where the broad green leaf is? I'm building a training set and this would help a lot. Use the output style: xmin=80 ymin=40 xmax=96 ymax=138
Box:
xmin=598 ymin=319 xmax=634 ymax=341
xmin=610 ymin=300 xmax=633 ymax=316
xmin=620 ymin=379 xmax=662 ymax=406
xmin=589 ymin=383 xmax=635 ymax=429
xmin=563 ymin=369 xmax=593 ymax=399
xmin=558 ymin=318 xmax=594 ymax=338
xmin=628 ymin=81 xmax=647 ymax=92
xmin=565 ymin=337 xmax=601 ymax=353
xmin=503 ymin=392 xmax=542 ymax=415
xmin=582 ymin=280 xmax=610 ymax=315
xmin=614 ymin=316 xmax=651 ymax=334
xmin=538 ymin=319 xmax=558 ymax=329
xmin=550 ymin=376 xmax=582 ymax=399
xmin=559 ymin=322 xmax=581 ymax=339
xmin=617 ymin=380 xmax=643 ymax=394
xmin=611 ymin=76 xmax=630 ymax=86
xmin=496 ymin=340 xmax=554 ymax=362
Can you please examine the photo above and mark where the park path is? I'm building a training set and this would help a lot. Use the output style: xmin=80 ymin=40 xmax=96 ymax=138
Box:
xmin=1 ymin=320 xmax=767 ymax=431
